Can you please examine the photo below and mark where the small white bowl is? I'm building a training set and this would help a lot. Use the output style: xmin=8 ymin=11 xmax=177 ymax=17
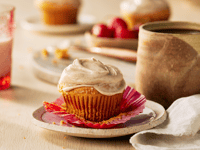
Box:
xmin=85 ymin=32 xmax=138 ymax=50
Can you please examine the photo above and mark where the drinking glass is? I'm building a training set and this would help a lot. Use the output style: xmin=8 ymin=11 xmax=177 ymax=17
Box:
xmin=0 ymin=4 xmax=15 ymax=90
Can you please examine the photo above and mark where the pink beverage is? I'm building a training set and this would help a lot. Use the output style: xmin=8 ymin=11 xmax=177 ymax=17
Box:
xmin=0 ymin=38 xmax=12 ymax=90
xmin=0 ymin=4 xmax=15 ymax=90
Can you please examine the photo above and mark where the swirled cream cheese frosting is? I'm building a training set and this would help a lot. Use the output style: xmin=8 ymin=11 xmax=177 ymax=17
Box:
xmin=58 ymin=57 xmax=126 ymax=96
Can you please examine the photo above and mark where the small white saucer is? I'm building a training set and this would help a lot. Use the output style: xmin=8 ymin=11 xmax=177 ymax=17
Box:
xmin=32 ymin=100 xmax=167 ymax=138
xmin=20 ymin=14 xmax=96 ymax=34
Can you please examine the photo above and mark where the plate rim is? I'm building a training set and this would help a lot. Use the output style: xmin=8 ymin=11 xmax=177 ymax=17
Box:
xmin=20 ymin=14 xmax=95 ymax=33
xmin=32 ymin=100 xmax=167 ymax=138
xmin=84 ymin=31 xmax=138 ymax=50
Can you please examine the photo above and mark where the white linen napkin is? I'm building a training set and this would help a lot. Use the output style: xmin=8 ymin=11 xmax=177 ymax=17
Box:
xmin=130 ymin=94 xmax=200 ymax=150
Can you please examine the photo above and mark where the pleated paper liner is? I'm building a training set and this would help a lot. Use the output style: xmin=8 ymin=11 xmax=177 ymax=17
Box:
xmin=62 ymin=89 xmax=123 ymax=122
xmin=43 ymin=86 xmax=146 ymax=129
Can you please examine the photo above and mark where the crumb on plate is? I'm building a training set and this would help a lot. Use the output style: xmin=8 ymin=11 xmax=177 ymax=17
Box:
xmin=60 ymin=120 xmax=66 ymax=126
xmin=42 ymin=49 xmax=49 ymax=57
xmin=52 ymin=59 xmax=57 ymax=64
xmin=55 ymin=48 xmax=69 ymax=59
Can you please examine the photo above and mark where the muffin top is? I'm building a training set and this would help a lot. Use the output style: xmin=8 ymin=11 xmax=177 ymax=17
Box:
xmin=120 ymin=0 xmax=169 ymax=14
xmin=58 ymin=57 xmax=126 ymax=95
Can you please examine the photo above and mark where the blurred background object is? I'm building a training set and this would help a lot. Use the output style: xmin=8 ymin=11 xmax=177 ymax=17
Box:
xmin=34 ymin=0 xmax=81 ymax=25
xmin=181 ymin=0 xmax=200 ymax=7
xmin=0 ymin=4 xmax=15 ymax=90
xmin=3 ymin=0 xmax=200 ymax=28
xmin=120 ymin=0 xmax=170 ymax=30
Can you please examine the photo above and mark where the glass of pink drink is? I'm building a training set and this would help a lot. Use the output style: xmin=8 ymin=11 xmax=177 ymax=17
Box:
xmin=0 ymin=4 xmax=15 ymax=90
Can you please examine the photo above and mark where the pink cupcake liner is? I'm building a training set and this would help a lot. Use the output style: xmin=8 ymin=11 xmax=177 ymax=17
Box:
xmin=43 ymin=86 xmax=146 ymax=129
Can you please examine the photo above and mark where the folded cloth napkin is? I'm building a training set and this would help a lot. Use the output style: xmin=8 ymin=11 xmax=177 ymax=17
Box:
xmin=130 ymin=94 xmax=200 ymax=150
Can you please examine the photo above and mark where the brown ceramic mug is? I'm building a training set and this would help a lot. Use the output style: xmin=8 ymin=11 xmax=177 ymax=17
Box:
xmin=135 ymin=21 xmax=200 ymax=109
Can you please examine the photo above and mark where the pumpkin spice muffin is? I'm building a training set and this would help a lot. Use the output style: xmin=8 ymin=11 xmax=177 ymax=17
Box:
xmin=35 ymin=0 xmax=81 ymax=25
xmin=58 ymin=57 xmax=126 ymax=122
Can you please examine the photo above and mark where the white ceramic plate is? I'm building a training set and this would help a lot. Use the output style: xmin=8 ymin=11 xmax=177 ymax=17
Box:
xmin=32 ymin=49 xmax=73 ymax=84
xmin=20 ymin=14 xmax=95 ymax=33
xmin=85 ymin=32 xmax=138 ymax=50
xmin=32 ymin=100 xmax=167 ymax=138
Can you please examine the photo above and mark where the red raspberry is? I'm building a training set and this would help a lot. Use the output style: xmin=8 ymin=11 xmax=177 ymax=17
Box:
xmin=92 ymin=24 xmax=113 ymax=37
xmin=108 ymin=17 xmax=128 ymax=31
xmin=115 ymin=27 xmax=137 ymax=39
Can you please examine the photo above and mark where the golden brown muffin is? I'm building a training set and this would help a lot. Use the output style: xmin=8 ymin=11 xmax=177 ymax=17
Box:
xmin=58 ymin=58 xmax=126 ymax=122
xmin=59 ymin=86 xmax=123 ymax=122
xmin=35 ymin=0 xmax=81 ymax=25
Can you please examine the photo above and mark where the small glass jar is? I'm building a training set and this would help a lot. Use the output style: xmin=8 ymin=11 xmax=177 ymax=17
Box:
xmin=120 ymin=0 xmax=170 ymax=30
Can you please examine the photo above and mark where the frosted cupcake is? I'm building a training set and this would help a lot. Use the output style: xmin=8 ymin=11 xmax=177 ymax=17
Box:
xmin=120 ymin=0 xmax=170 ymax=30
xmin=58 ymin=57 xmax=126 ymax=122
xmin=35 ymin=0 xmax=81 ymax=25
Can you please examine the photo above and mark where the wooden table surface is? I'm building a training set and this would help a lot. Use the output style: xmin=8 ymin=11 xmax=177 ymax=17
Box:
xmin=1 ymin=0 xmax=200 ymax=149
